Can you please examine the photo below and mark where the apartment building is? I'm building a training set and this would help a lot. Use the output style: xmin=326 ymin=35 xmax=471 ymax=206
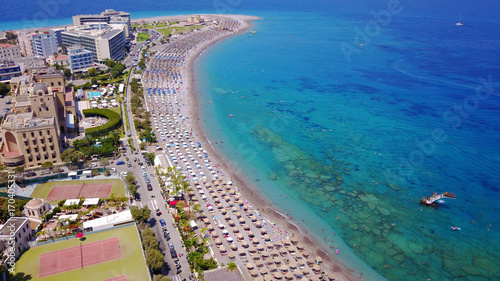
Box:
xmin=0 ymin=44 xmax=22 ymax=61
xmin=62 ymin=23 xmax=127 ymax=62
xmin=0 ymin=217 xmax=32 ymax=258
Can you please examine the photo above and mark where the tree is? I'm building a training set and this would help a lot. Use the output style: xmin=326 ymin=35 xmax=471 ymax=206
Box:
xmin=41 ymin=162 xmax=53 ymax=168
xmin=104 ymin=169 xmax=111 ymax=176
xmin=60 ymin=148 xmax=83 ymax=164
xmin=139 ymin=142 xmax=147 ymax=150
xmin=0 ymin=82 xmax=10 ymax=96
xmin=13 ymin=166 xmax=24 ymax=174
xmin=130 ymin=206 xmax=151 ymax=223
xmin=6 ymin=32 xmax=17 ymax=41
xmin=63 ymin=68 xmax=72 ymax=79
xmin=125 ymin=172 xmax=136 ymax=186
xmin=88 ymin=67 xmax=97 ymax=76
xmin=100 ymin=159 xmax=110 ymax=167
xmin=53 ymin=52 xmax=58 ymax=58
xmin=145 ymin=248 xmax=164 ymax=273
xmin=91 ymin=77 xmax=98 ymax=86
xmin=227 ymin=262 xmax=237 ymax=272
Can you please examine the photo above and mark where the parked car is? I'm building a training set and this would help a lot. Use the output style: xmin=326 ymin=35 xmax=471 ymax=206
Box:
xmin=127 ymin=162 xmax=132 ymax=167
xmin=134 ymin=193 xmax=141 ymax=201
xmin=145 ymin=177 xmax=151 ymax=183
xmin=116 ymin=161 xmax=125 ymax=165
xmin=142 ymin=171 xmax=147 ymax=177
xmin=159 ymin=219 xmax=166 ymax=227
xmin=147 ymin=184 xmax=153 ymax=191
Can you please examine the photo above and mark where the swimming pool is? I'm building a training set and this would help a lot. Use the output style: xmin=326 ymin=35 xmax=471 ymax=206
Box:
xmin=87 ymin=91 xmax=102 ymax=99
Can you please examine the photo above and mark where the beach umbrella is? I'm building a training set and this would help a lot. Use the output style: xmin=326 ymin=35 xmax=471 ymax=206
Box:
xmin=271 ymin=249 xmax=279 ymax=257
xmin=313 ymin=264 xmax=321 ymax=272
xmin=255 ymin=259 xmax=264 ymax=267
xmin=302 ymin=251 xmax=310 ymax=258
xmin=302 ymin=267 xmax=310 ymax=275
xmin=255 ymin=221 xmax=262 ymax=228
xmin=263 ymin=234 xmax=271 ymax=241
xmin=252 ymin=254 xmax=260 ymax=260
xmin=231 ymin=206 xmax=238 ymax=212
xmin=235 ymin=211 xmax=241 ymax=217
xmin=207 ymin=224 xmax=214 ymax=231
xmin=289 ymin=262 xmax=297 ymax=269
xmin=254 ymin=278 xmax=263 ymax=281
xmin=194 ymin=180 xmax=199 ymax=185
xmin=211 ymin=231 xmax=218 ymax=238
xmin=307 ymin=258 xmax=315 ymax=266
xmin=327 ymin=272 xmax=338 ymax=280
xmin=266 ymin=243 xmax=274 ymax=250
xmin=203 ymin=218 xmax=210 ymax=224
xmin=250 ymin=269 xmax=258 ymax=277
xmin=273 ymin=257 xmax=282 ymax=264
xmin=284 ymin=238 xmax=291 ymax=246
xmin=239 ymin=249 xmax=246 ymax=256
xmin=296 ymin=243 xmax=304 ymax=251
xmin=246 ymin=263 xmax=255 ymax=269
xmin=315 ymin=256 xmax=323 ymax=264
xmin=215 ymin=238 xmax=222 ymax=245
xmin=220 ymin=246 xmax=226 ymax=252
xmin=309 ymin=274 xmax=319 ymax=281
xmin=225 ymin=214 xmax=231 ymax=220
xmin=238 ymin=199 xmax=244 ymax=206
xmin=269 ymin=264 xmax=278 ymax=272
xmin=287 ymin=246 xmax=297 ymax=254
xmin=280 ymin=264 xmax=288 ymax=272
xmin=283 ymin=257 xmax=290 ymax=264
xmin=237 ymin=233 xmax=244 ymax=240
xmin=264 ymin=276 xmax=273 ymax=281
xmin=261 ymin=251 xmax=270 ymax=258
xmin=242 ymin=240 xmax=249 ymax=248
xmin=252 ymin=238 xmax=259 ymax=244
xmin=261 ymin=229 xmax=267 ymax=235
xmin=274 ymin=272 xmax=283 ymax=279
xmin=202 ymin=178 xmax=208 ymax=183
xmin=259 ymin=267 xmax=268 ymax=275
xmin=221 ymin=208 xmax=227 ymax=214
xmin=263 ymin=256 xmax=272 ymax=263
xmin=257 ymin=244 xmax=265 ymax=251
xmin=239 ymin=217 xmax=246 ymax=224
xmin=228 ymin=220 xmax=235 ymax=226
xmin=249 ymin=246 xmax=257 ymax=253
xmin=217 ymin=203 xmax=223 ymax=209
xmin=248 ymin=231 xmax=255 ymax=238
xmin=243 ymin=224 xmax=251 ymax=230
xmin=297 ymin=260 xmax=305 ymax=268
xmin=285 ymin=272 xmax=294 ymax=280
xmin=291 ymin=237 xmax=299 ymax=245
xmin=233 ymin=227 xmax=240 ymax=233
xmin=211 ymin=177 xmax=217 ymax=182
xmin=274 ymin=240 xmax=283 ymax=248
xmin=230 ymin=244 xmax=238 ymax=250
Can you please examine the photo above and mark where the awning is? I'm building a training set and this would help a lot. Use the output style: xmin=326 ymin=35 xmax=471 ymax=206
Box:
xmin=68 ymin=171 xmax=77 ymax=176
xmin=169 ymin=200 xmax=179 ymax=206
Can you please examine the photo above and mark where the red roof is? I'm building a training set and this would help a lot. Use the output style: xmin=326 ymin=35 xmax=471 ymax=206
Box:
xmin=0 ymin=43 xmax=14 ymax=48
xmin=169 ymin=201 xmax=179 ymax=206
xmin=54 ymin=55 xmax=69 ymax=61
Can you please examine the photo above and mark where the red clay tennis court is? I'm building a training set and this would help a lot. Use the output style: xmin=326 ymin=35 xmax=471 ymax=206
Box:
xmin=38 ymin=237 xmax=122 ymax=278
xmin=46 ymin=183 xmax=112 ymax=201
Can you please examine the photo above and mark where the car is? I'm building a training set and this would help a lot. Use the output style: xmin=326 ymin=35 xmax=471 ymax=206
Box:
xmin=145 ymin=177 xmax=151 ymax=183
xmin=134 ymin=193 xmax=141 ymax=201
xmin=6 ymin=100 xmax=11 ymax=104
xmin=142 ymin=171 xmax=147 ymax=177
xmin=147 ymin=184 xmax=153 ymax=191
xmin=159 ymin=219 xmax=166 ymax=227
xmin=120 ymin=172 xmax=128 ymax=176
xmin=156 ymin=209 xmax=162 ymax=216
xmin=168 ymin=241 xmax=174 ymax=250
xmin=110 ymin=168 xmax=116 ymax=172
xmin=91 ymin=163 xmax=97 ymax=167
xmin=116 ymin=161 xmax=125 ymax=165
xmin=127 ymin=162 xmax=132 ymax=167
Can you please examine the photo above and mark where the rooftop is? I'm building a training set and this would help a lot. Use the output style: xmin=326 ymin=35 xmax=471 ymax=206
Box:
xmin=0 ymin=217 xmax=29 ymax=236
xmin=53 ymin=55 xmax=69 ymax=61
xmin=0 ymin=43 xmax=15 ymax=48
xmin=204 ymin=266 xmax=245 ymax=281
xmin=63 ymin=24 xmax=125 ymax=39
xmin=2 ymin=112 xmax=54 ymax=130
xmin=0 ymin=61 xmax=19 ymax=69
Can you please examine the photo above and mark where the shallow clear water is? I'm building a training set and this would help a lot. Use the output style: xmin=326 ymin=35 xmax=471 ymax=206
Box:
xmin=195 ymin=12 xmax=500 ymax=281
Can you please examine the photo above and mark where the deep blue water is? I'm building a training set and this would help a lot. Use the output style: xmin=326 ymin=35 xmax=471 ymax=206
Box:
xmin=2 ymin=1 xmax=500 ymax=280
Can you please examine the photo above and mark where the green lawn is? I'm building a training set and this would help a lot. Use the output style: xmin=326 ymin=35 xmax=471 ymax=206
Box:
xmin=158 ymin=25 xmax=204 ymax=37
xmin=15 ymin=225 xmax=149 ymax=281
xmin=30 ymin=179 xmax=126 ymax=203
xmin=155 ymin=22 xmax=168 ymax=28
xmin=137 ymin=32 xmax=151 ymax=42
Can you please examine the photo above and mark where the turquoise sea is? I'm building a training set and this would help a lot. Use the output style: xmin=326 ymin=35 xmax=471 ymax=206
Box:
xmin=2 ymin=1 xmax=500 ymax=280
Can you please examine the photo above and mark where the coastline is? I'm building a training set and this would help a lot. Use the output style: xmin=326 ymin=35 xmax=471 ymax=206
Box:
xmin=183 ymin=15 xmax=358 ymax=281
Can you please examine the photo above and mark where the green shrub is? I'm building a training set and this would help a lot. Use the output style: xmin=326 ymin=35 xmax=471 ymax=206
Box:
xmin=83 ymin=108 xmax=122 ymax=137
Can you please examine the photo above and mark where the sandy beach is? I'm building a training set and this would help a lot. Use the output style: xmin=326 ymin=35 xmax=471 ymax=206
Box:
xmin=148 ymin=14 xmax=359 ymax=280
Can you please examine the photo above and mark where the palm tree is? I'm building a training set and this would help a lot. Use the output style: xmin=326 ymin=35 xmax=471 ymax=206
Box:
xmin=227 ymin=262 xmax=237 ymax=272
